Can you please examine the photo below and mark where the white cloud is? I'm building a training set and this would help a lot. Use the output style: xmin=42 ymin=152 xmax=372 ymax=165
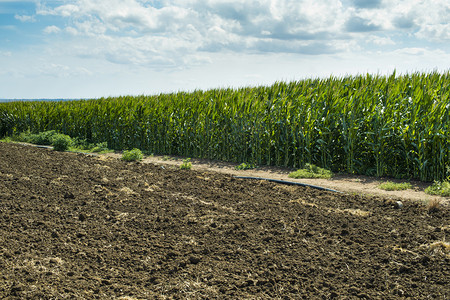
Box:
xmin=2 ymin=0 xmax=448 ymax=97
xmin=43 ymin=25 xmax=61 ymax=34
xmin=38 ymin=63 xmax=93 ymax=78
xmin=54 ymin=4 xmax=80 ymax=17
xmin=392 ymin=47 xmax=440 ymax=56
xmin=65 ymin=26 xmax=78 ymax=35
xmin=382 ymin=0 xmax=450 ymax=41
xmin=368 ymin=35 xmax=395 ymax=46
xmin=14 ymin=14 xmax=35 ymax=22
xmin=34 ymin=0 xmax=355 ymax=66
xmin=417 ymin=24 xmax=450 ymax=41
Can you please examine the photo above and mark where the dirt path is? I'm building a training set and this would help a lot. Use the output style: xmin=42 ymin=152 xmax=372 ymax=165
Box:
xmin=1 ymin=142 xmax=449 ymax=299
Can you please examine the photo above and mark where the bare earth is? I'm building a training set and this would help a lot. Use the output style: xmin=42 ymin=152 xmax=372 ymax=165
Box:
xmin=113 ymin=153 xmax=448 ymax=207
xmin=1 ymin=142 xmax=449 ymax=299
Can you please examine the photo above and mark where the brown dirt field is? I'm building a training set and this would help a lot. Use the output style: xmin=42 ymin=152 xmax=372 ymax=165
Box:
xmin=127 ymin=154 xmax=449 ymax=207
xmin=0 ymin=142 xmax=449 ymax=299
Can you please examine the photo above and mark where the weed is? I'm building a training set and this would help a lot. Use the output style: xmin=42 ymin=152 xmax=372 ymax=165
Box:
xmin=0 ymin=136 xmax=13 ymax=143
xmin=378 ymin=181 xmax=412 ymax=191
xmin=122 ymin=148 xmax=143 ymax=162
xmin=180 ymin=158 xmax=192 ymax=170
xmin=235 ymin=162 xmax=257 ymax=170
xmin=91 ymin=142 xmax=109 ymax=153
xmin=425 ymin=180 xmax=450 ymax=197
xmin=288 ymin=163 xmax=333 ymax=179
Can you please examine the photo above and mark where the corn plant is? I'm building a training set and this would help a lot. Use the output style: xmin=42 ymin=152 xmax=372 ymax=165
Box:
xmin=1 ymin=71 xmax=449 ymax=181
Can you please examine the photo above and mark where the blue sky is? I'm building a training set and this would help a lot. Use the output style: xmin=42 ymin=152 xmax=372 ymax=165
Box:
xmin=1 ymin=0 xmax=449 ymax=99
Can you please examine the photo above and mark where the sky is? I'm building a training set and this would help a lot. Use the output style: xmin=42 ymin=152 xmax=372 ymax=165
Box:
xmin=0 ymin=0 xmax=449 ymax=99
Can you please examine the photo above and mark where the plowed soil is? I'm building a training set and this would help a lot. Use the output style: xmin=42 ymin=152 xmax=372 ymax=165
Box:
xmin=0 ymin=142 xmax=449 ymax=299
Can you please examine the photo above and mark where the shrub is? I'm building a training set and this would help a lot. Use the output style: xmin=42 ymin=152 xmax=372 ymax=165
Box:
xmin=180 ymin=158 xmax=192 ymax=170
xmin=29 ymin=130 xmax=58 ymax=145
xmin=288 ymin=163 xmax=333 ymax=179
xmin=52 ymin=134 xmax=73 ymax=151
xmin=122 ymin=148 xmax=143 ymax=161
xmin=378 ymin=181 xmax=412 ymax=191
xmin=14 ymin=131 xmax=33 ymax=143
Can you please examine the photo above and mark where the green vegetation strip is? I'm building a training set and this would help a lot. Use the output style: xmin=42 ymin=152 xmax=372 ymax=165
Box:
xmin=378 ymin=181 xmax=412 ymax=191
xmin=288 ymin=164 xmax=333 ymax=179
xmin=1 ymin=130 xmax=113 ymax=154
xmin=1 ymin=71 xmax=449 ymax=181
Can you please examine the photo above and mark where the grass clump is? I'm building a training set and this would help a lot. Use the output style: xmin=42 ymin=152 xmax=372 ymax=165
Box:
xmin=425 ymin=180 xmax=450 ymax=197
xmin=288 ymin=163 xmax=333 ymax=179
xmin=180 ymin=158 xmax=192 ymax=170
xmin=235 ymin=162 xmax=257 ymax=170
xmin=378 ymin=181 xmax=412 ymax=191
xmin=52 ymin=134 xmax=72 ymax=151
xmin=122 ymin=148 xmax=143 ymax=162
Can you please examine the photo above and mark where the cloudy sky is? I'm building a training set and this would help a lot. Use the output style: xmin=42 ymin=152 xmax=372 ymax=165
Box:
xmin=1 ymin=0 xmax=449 ymax=99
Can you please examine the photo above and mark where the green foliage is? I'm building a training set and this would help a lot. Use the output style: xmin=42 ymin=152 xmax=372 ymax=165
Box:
xmin=91 ymin=142 xmax=109 ymax=153
xmin=1 ymin=71 xmax=449 ymax=181
xmin=70 ymin=137 xmax=90 ymax=150
xmin=180 ymin=158 xmax=192 ymax=170
xmin=8 ymin=131 xmax=33 ymax=143
xmin=52 ymin=134 xmax=72 ymax=151
xmin=378 ymin=181 xmax=412 ymax=191
xmin=425 ymin=181 xmax=450 ymax=197
xmin=0 ymin=136 xmax=13 ymax=143
xmin=288 ymin=163 xmax=333 ymax=179
xmin=122 ymin=148 xmax=143 ymax=161
xmin=235 ymin=162 xmax=257 ymax=170
xmin=3 ymin=130 xmax=111 ymax=153
xmin=69 ymin=138 xmax=111 ymax=153
xmin=27 ymin=130 xmax=58 ymax=145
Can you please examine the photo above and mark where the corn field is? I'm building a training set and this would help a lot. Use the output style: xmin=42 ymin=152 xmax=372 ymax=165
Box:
xmin=1 ymin=72 xmax=449 ymax=181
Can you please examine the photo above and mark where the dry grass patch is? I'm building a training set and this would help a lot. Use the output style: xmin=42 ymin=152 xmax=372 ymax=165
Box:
xmin=427 ymin=199 xmax=442 ymax=214
xmin=421 ymin=241 xmax=450 ymax=258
